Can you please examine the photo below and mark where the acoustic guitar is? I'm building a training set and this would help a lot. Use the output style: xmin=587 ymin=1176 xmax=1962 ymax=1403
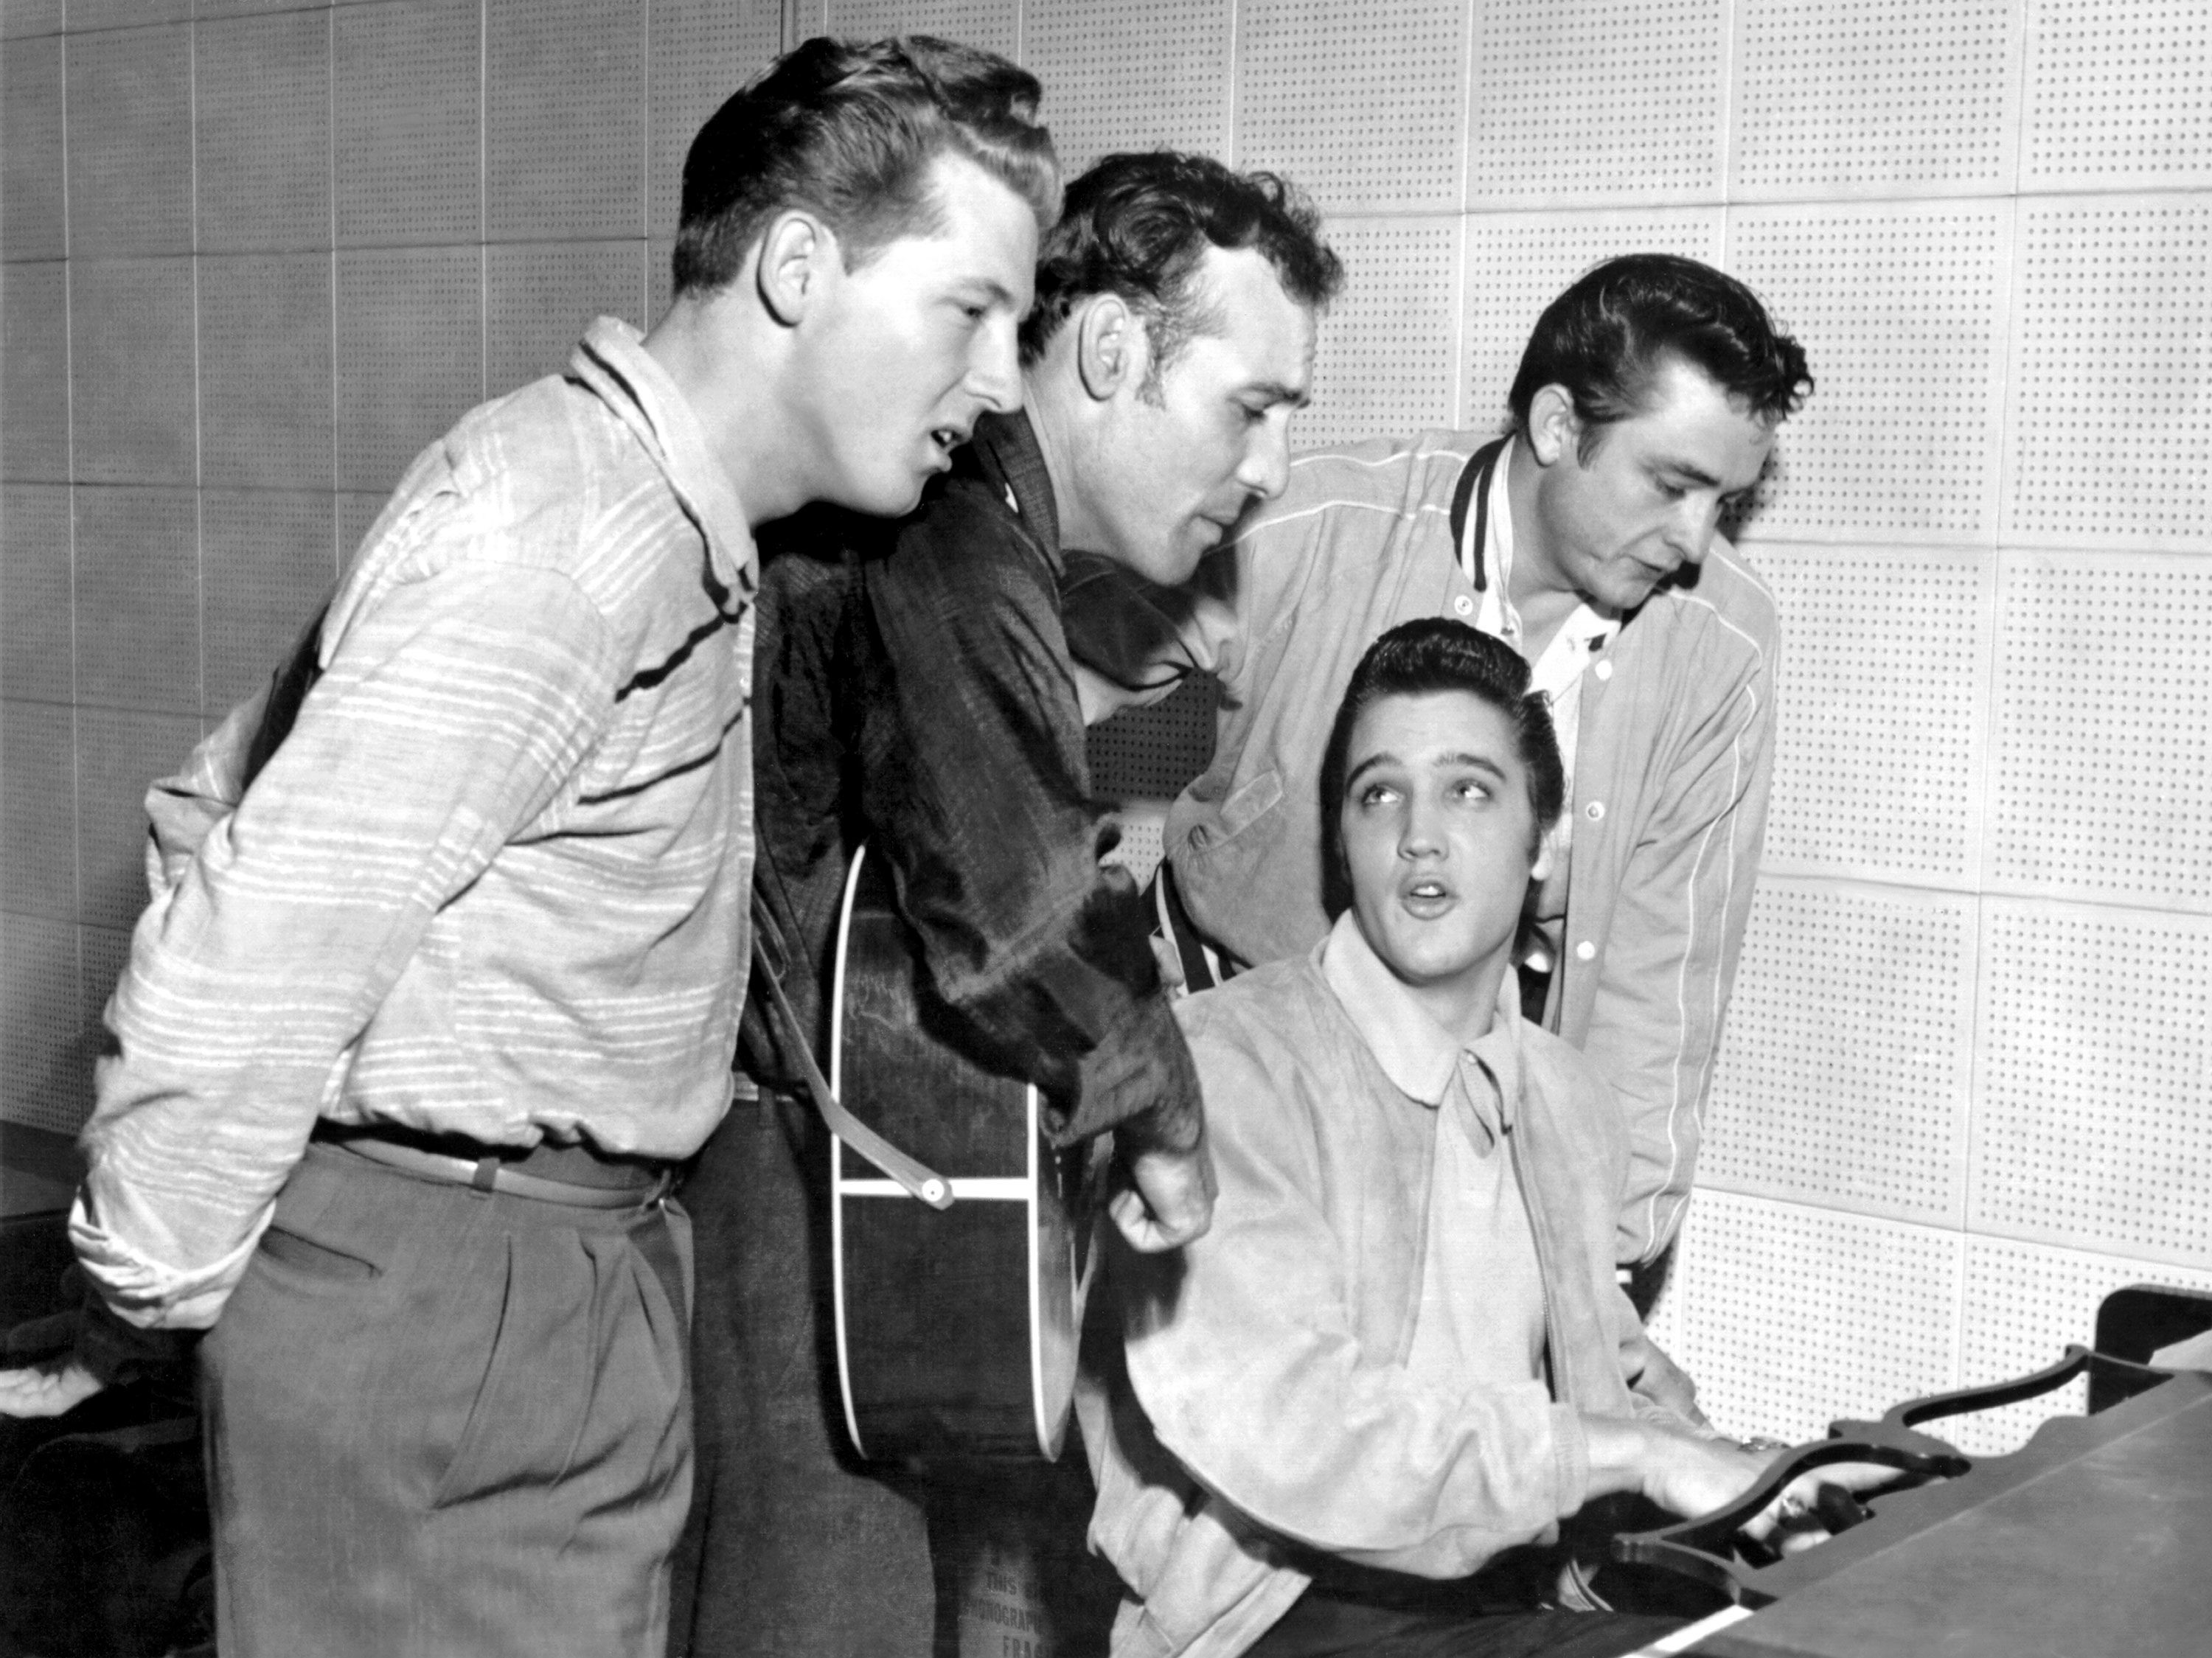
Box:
xmin=827 ymin=843 xmax=1099 ymax=1462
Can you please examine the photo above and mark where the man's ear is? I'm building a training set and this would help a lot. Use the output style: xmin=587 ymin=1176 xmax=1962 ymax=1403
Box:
xmin=1525 ymin=383 xmax=1583 ymax=469
xmin=754 ymin=209 xmax=834 ymax=328
xmin=1074 ymin=293 xmax=1141 ymax=402
xmin=1529 ymin=839 xmax=1556 ymax=884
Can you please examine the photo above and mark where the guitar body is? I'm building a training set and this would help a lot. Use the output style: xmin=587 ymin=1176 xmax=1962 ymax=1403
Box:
xmin=830 ymin=843 xmax=1093 ymax=1462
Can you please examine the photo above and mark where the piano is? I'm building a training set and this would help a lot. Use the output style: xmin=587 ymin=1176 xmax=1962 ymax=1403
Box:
xmin=1615 ymin=1289 xmax=2212 ymax=1658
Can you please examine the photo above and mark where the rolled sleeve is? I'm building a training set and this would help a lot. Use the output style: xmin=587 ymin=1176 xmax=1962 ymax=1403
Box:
xmin=77 ymin=561 xmax=616 ymax=1329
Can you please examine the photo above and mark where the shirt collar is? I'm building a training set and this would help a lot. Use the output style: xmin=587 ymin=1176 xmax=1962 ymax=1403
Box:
xmin=568 ymin=317 xmax=755 ymax=600
xmin=1320 ymin=910 xmax=1523 ymax=1134
xmin=966 ymin=409 xmax=1061 ymax=570
xmin=1472 ymin=433 xmax=1621 ymax=678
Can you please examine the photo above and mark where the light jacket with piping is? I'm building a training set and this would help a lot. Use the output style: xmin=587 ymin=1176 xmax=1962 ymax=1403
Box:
xmin=1060 ymin=431 xmax=1779 ymax=1263
xmin=1078 ymin=949 xmax=1694 ymax=1658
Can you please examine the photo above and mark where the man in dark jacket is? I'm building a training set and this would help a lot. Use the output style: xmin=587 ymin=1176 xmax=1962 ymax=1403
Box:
xmin=676 ymin=152 xmax=1342 ymax=1657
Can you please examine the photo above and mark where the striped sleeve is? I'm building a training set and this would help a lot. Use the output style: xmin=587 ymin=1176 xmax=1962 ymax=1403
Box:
xmin=73 ymin=560 xmax=618 ymax=1329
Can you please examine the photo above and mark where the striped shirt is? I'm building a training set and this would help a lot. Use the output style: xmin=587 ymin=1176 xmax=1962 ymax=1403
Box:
xmin=73 ymin=318 xmax=757 ymax=1331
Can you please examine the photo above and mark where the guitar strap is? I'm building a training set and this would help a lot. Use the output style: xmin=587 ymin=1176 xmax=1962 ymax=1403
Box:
xmin=745 ymin=906 xmax=954 ymax=1211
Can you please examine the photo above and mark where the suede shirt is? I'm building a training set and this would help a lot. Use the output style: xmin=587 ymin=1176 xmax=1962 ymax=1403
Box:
xmin=1079 ymin=943 xmax=1691 ymax=1658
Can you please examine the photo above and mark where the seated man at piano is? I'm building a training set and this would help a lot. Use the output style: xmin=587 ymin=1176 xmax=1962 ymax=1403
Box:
xmin=1082 ymin=619 xmax=1870 ymax=1658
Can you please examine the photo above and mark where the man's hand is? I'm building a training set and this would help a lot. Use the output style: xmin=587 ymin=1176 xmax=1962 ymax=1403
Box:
xmin=1587 ymin=1416 xmax=1903 ymax=1552
xmin=1107 ymin=1140 xmax=1217 ymax=1253
xmin=1633 ymin=1337 xmax=1710 ymax=1428
xmin=0 ymin=1356 xmax=103 ymax=1418
xmin=1630 ymin=1425 xmax=1772 ymax=1522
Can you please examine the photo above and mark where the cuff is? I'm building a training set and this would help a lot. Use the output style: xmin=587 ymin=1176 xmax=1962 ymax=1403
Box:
xmin=1053 ymin=992 xmax=1204 ymax=1150
xmin=69 ymin=1186 xmax=271 ymax=1333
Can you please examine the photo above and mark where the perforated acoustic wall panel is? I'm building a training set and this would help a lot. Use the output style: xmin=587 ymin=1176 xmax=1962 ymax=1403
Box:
xmin=1088 ymin=679 xmax=1218 ymax=806
xmin=1972 ymin=900 xmax=2212 ymax=1269
xmin=1757 ymin=545 xmax=1990 ymax=885
xmin=1099 ymin=810 xmax=1166 ymax=893
xmin=1951 ymin=1239 xmax=2212 ymax=1456
xmin=64 ymin=21 xmax=193 ymax=258
xmin=826 ymin=1 xmax=1015 ymax=60
xmin=1467 ymin=0 xmax=1726 ymax=208
xmin=0 ymin=485 xmax=70 ymax=702
xmin=485 ymin=241 xmax=649 ymax=395
xmin=1705 ymin=878 xmax=1976 ymax=1226
xmin=201 ymin=490 xmax=339 ymax=717
xmin=1 ymin=911 xmax=86 ymax=1135
xmin=195 ymin=8 xmax=332 ymax=257
xmin=1729 ymin=203 xmax=2009 ymax=542
xmin=3 ymin=32 xmax=66 ymax=262
xmin=74 ymin=707 xmax=203 ymax=935
xmin=2004 ymin=196 xmax=2212 ymax=549
xmin=1299 ymin=218 xmax=1460 ymax=450
xmin=71 ymin=487 xmax=198 ymax=719
xmin=1730 ymin=0 xmax=2021 ymax=201
xmin=1 ymin=262 xmax=68 ymax=482
xmin=199 ymin=254 xmax=336 ymax=492
xmin=1660 ymin=1191 xmax=1963 ymax=1444
xmin=1460 ymin=209 xmax=1723 ymax=435
xmin=71 ymin=259 xmax=197 ymax=489
xmin=1990 ymin=554 xmax=2212 ymax=908
xmin=646 ymin=0 xmax=782 ymax=242
xmin=334 ymin=247 xmax=484 ymax=495
xmin=334 ymin=0 xmax=481 ymax=249
xmin=1022 ymin=0 xmax=1231 ymax=170
xmin=1236 ymin=0 xmax=1468 ymax=214
xmin=2023 ymin=0 xmax=2212 ymax=193
xmin=1 ymin=698 xmax=76 ymax=924
xmin=486 ymin=0 xmax=646 ymax=243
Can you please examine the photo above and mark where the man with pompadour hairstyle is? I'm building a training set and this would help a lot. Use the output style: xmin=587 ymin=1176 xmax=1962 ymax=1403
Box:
xmin=677 ymin=147 xmax=1342 ymax=1658
xmin=1084 ymin=621 xmax=1877 ymax=1658
xmin=0 ymin=34 xmax=1053 ymax=1658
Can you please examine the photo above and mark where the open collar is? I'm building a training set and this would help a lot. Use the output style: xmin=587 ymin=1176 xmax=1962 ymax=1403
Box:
xmin=967 ymin=408 xmax=1062 ymax=571
xmin=1319 ymin=910 xmax=1523 ymax=1140
xmin=568 ymin=316 xmax=755 ymax=602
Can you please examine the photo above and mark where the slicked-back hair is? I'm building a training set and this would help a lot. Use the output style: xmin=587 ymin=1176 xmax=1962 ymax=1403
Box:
xmin=1020 ymin=151 xmax=1343 ymax=386
xmin=672 ymin=35 xmax=1060 ymax=296
xmin=1506 ymin=253 xmax=1812 ymax=458
xmin=1318 ymin=619 xmax=1566 ymax=917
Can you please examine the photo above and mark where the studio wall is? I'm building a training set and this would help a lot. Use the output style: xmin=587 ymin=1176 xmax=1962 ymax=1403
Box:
xmin=4 ymin=0 xmax=2209 ymax=1447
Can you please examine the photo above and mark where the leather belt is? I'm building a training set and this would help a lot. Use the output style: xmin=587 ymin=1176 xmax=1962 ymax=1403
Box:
xmin=315 ymin=1125 xmax=672 ymax=1211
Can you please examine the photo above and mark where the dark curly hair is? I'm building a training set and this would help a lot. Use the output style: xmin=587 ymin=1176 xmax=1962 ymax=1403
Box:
xmin=673 ymin=35 xmax=1059 ymax=294
xmin=1019 ymin=151 xmax=1343 ymax=390
xmin=1318 ymin=620 xmax=1565 ymax=917
xmin=1507 ymin=253 xmax=1812 ymax=456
